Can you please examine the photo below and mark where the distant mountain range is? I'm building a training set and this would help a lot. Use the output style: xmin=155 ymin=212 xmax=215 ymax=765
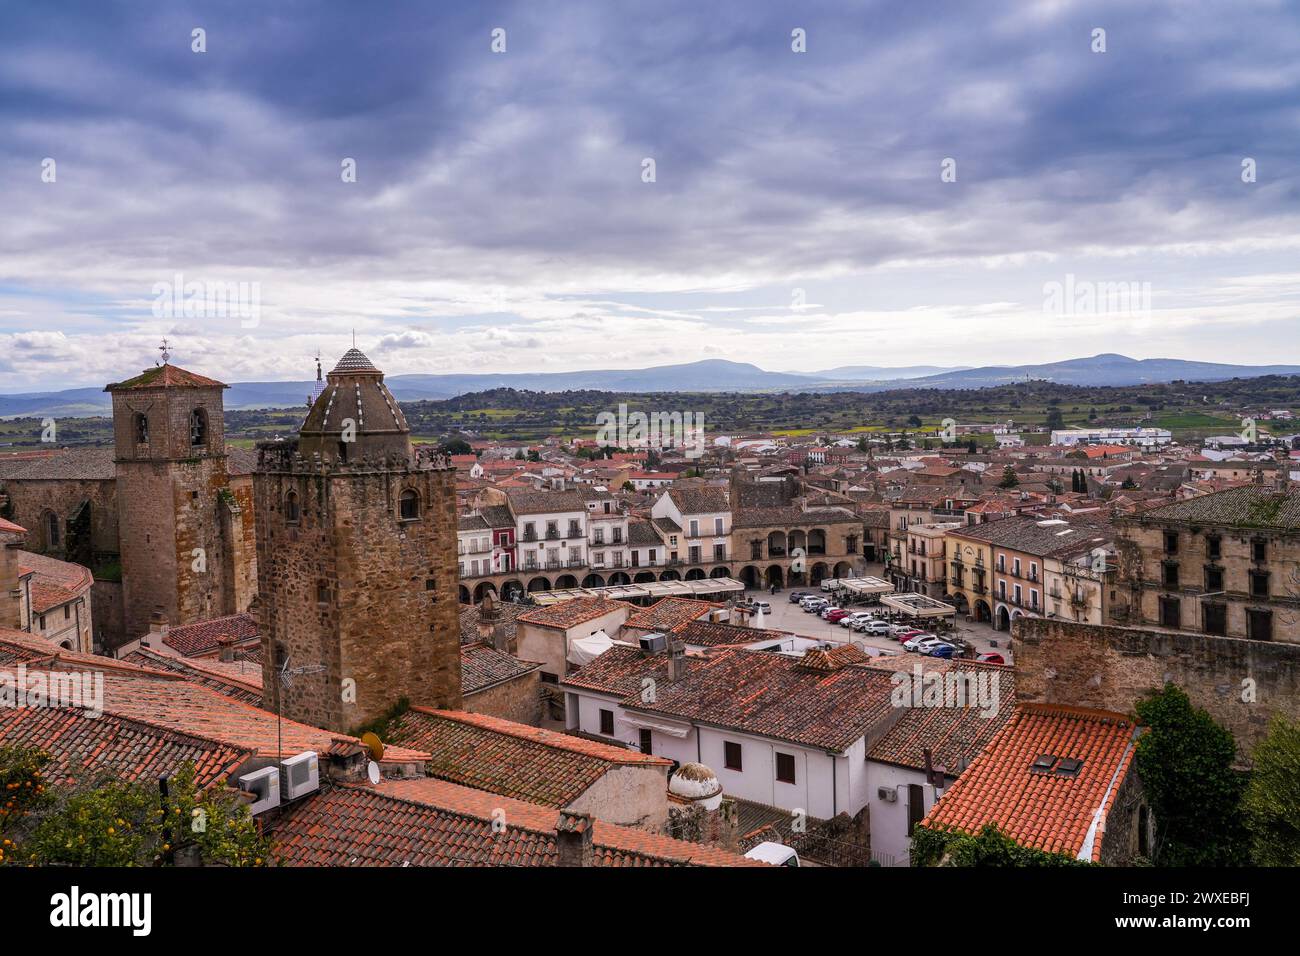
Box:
xmin=2 ymin=353 xmax=1298 ymax=417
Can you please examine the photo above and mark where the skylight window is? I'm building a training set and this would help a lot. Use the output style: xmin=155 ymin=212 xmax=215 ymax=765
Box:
xmin=1030 ymin=754 xmax=1058 ymax=773
xmin=1055 ymin=757 xmax=1084 ymax=778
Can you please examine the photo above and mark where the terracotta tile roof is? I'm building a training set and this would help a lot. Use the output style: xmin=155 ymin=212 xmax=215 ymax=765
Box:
xmin=456 ymin=601 xmax=526 ymax=646
xmin=162 ymin=612 xmax=259 ymax=657
xmin=0 ymin=447 xmax=116 ymax=480
xmin=506 ymin=489 xmax=588 ymax=515
xmin=119 ymin=646 xmax=264 ymax=704
xmin=17 ymin=550 xmax=93 ymax=613
xmin=627 ymin=519 xmax=663 ymax=546
xmin=920 ymin=703 xmax=1144 ymax=862
xmin=1127 ymin=485 xmax=1300 ymax=529
xmin=864 ymin=659 xmax=1016 ymax=772
xmin=104 ymin=363 xmax=227 ymax=391
xmin=386 ymin=708 xmax=668 ymax=807
xmin=459 ymin=642 xmax=540 ymax=695
xmin=516 ymin=596 xmax=630 ymax=630
xmin=732 ymin=506 xmax=859 ymax=529
xmin=0 ymin=704 xmax=250 ymax=790
xmin=622 ymin=597 xmax=721 ymax=632
xmin=666 ymin=487 xmax=729 ymax=514
xmin=0 ymin=631 xmax=428 ymax=768
xmin=563 ymin=647 xmax=898 ymax=753
xmin=271 ymin=777 xmax=759 ymax=867
xmin=0 ymin=517 xmax=26 ymax=534
xmin=672 ymin=619 xmax=787 ymax=648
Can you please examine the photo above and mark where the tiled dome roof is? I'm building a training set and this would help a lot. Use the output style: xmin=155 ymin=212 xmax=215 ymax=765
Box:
xmin=330 ymin=348 xmax=380 ymax=375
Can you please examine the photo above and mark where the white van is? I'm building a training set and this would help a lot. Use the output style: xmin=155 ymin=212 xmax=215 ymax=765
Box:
xmin=744 ymin=841 xmax=800 ymax=867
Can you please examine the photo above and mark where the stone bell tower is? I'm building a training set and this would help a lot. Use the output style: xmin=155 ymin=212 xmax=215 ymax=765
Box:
xmin=253 ymin=347 xmax=462 ymax=733
xmin=106 ymin=356 xmax=244 ymax=642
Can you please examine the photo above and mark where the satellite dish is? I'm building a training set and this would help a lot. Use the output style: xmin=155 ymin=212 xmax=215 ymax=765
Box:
xmin=366 ymin=761 xmax=381 ymax=786
xmin=360 ymin=732 xmax=385 ymax=761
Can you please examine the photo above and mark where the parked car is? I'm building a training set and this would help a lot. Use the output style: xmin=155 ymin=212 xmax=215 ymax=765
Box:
xmin=902 ymin=633 xmax=936 ymax=651
xmin=909 ymin=637 xmax=953 ymax=655
xmin=859 ymin=620 xmax=892 ymax=635
xmin=788 ymin=591 xmax=811 ymax=603
xmin=825 ymin=609 xmax=850 ymax=623
xmin=752 ymin=601 xmax=771 ymax=613
xmin=977 ymin=652 xmax=1006 ymax=665
xmin=888 ymin=623 xmax=918 ymax=636
xmin=895 ymin=629 xmax=925 ymax=643
xmin=841 ymin=611 xmax=874 ymax=628
xmin=927 ymin=642 xmax=958 ymax=658
xmin=820 ymin=605 xmax=843 ymax=620
xmin=803 ymin=601 xmax=829 ymax=614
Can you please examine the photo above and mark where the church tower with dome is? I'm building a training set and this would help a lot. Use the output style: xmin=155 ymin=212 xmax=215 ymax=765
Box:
xmin=252 ymin=346 xmax=462 ymax=733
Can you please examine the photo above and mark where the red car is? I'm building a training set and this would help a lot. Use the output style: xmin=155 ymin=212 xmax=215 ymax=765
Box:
xmin=825 ymin=609 xmax=850 ymax=623
xmin=895 ymin=630 xmax=924 ymax=643
xmin=977 ymin=653 xmax=1006 ymax=665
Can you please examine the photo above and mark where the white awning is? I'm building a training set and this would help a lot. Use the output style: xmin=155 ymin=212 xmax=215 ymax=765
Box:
xmin=618 ymin=712 xmax=692 ymax=738
xmin=567 ymin=630 xmax=614 ymax=665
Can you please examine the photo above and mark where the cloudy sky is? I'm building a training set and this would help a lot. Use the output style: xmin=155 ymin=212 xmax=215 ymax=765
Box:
xmin=2 ymin=0 xmax=1299 ymax=391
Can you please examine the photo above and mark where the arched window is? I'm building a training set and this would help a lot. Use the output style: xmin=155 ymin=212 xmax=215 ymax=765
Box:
xmin=399 ymin=488 xmax=420 ymax=521
xmin=134 ymin=412 xmax=149 ymax=444
xmin=189 ymin=407 xmax=207 ymax=447
xmin=285 ymin=490 xmax=301 ymax=523
xmin=43 ymin=510 xmax=59 ymax=549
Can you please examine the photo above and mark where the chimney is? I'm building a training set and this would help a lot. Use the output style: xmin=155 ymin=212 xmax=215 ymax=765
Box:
xmin=149 ymin=608 xmax=169 ymax=639
xmin=666 ymin=638 xmax=686 ymax=683
xmin=555 ymin=810 xmax=594 ymax=867
xmin=478 ymin=591 xmax=511 ymax=652
xmin=217 ymin=635 xmax=237 ymax=663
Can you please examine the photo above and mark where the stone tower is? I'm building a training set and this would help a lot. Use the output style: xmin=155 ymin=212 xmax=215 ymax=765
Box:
xmin=253 ymin=347 xmax=462 ymax=733
xmin=106 ymin=362 xmax=247 ymax=641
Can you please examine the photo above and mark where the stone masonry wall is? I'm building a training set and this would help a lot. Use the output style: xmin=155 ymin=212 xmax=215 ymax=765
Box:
xmin=1014 ymin=617 xmax=1300 ymax=760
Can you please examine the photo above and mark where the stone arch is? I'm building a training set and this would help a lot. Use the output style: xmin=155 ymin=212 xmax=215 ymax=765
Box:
xmin=458 ymin=584 xmax=471 ymax=604
xmin=659 ymin=569 xmax=681 ymax=582
xmin=607 ymin=572 xmax=631 ymax=586
xmin=833 ymin=561 xmax=852 ymax=579
xmin=189 ymin=406 xmax=208 ymax=447
xmin=765 ymin=565 xmax=784 ymax=589
xmin=581 ymin=573 xmax=606 ymax=588
xmin=685 ymin=568 xmax=706 ymax=581
xmin=399 ymin=487 xmax=420 ymax=521
xmin=555 ymin=574 xmax=579 ymax=590
xmin=633 ymin=571 xmax=656 ymax=584
xmin=500 ymin=579 xmax=525 ymax=602
xmin=708 ymin=566 xmax=730 ymax=579
xmin=808 ymin=528 xmax=827 ymax=555
xmin=788 ymin=529 xmax=807 ymax=553
xmin=472 ymin=581 xmax=497 ymax=603
xmin=810 ymin=562 xmax=828 ymax=585
xmin=974 ymin=599 xmax=991 ymax=623
xmin=40 ymin=509 xmax=60 ymax=552
xmin=527 ymin=576 xmax=551 ymax=593
xmin=995 ymin=604 xmax=1011 ymax=631
xmin=766 ymin=530 xmax=787 ymax=557
xmin=739 ymin=565 xmax=760 ymax=588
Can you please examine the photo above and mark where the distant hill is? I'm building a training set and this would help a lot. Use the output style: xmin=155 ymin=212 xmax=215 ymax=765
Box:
xmin=3 ymin=353 xmax=1298 ymax=416
xmin=897 ymin=354 xmax=1300 ymax=390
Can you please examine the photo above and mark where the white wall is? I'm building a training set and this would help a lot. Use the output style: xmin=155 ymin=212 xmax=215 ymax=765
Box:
xmin=864 ymin=762 xmax=939 ymax=866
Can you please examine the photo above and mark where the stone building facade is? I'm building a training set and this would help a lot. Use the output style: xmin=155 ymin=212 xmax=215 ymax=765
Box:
xmin=0 ymin=362 xmax=258 ymax=648
xmin=1112 ymin=484 xmax=1300 ymax=643
xmin=253 ymin=348 xmax=463 ymax=733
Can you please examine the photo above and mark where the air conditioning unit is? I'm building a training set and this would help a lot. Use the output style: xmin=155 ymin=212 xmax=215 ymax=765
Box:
xmin=877 ymin=786 xmax=898 ymax=803
xmin=639 ymin=633 xmax=667 ymax=653
xmin=238 ymin=766 xmax=281 ymax=815
xmin=281 ymin=751 xmax=320 ymax=801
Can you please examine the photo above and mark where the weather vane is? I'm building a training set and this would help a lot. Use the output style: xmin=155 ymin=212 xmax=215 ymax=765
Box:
xmin=158 ymin=338 xmax=171 ymax=365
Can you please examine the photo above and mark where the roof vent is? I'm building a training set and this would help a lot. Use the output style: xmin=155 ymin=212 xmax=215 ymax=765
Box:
xmin=1030 ymin=753 xmax=1058 ymax=773
xmin=1055 ymin=757 xmax=1083 ymax=778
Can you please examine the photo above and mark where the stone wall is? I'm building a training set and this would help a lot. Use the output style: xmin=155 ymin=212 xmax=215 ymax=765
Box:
xmin=0 ymin=478 xmax=119 ymax=559
xmin=1014 ymin=618 xmax=1300 ymax=760
xmin=463 ymin=670 xmax=541 ymax=726
xmin=255 ymin=458 xmax=463 ymax=733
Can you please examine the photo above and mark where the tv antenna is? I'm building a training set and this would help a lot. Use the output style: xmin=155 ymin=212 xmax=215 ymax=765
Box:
xmin=273 ymin=648 xmax=327 ymax=760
